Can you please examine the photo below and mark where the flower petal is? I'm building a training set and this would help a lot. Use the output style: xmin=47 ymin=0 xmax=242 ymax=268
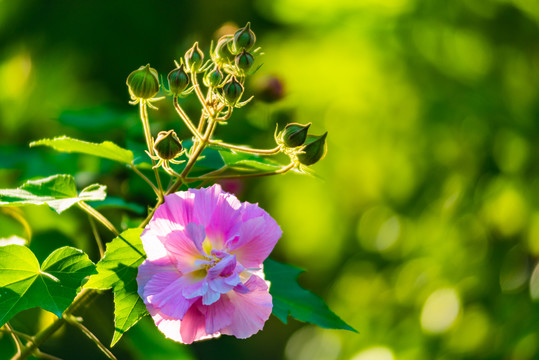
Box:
xmin=180 ymin=300 xmax=211 ymax=344
xmin=229 ymin=216 xmax=282 ymax=268
xmin=203 ymin=295 xmax=233 ymax=334
xmin=162 ymin=223 xmax=206 ymax=273
xmin=221 ymin=275 xmax=272 ymax=339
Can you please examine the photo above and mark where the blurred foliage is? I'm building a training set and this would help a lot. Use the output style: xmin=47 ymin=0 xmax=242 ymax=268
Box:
xmin=0 ymin=0 xmax=538 ymax=359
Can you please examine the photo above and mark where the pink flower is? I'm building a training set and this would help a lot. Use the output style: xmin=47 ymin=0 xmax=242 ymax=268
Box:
xmin=137 ymin=184 xmax=282 ymax=343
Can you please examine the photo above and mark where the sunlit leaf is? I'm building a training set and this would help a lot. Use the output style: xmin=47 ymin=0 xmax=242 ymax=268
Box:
xmin=0 ymin=245 xmax=96 ymax=327
xmin=84 ymin=228 xmax=147 ymax=346
xmin=264 ymin=258 xmax=356 ymax=332
xmin=211 ymin=144 xmax=284 ymax=172
xmin=0 ymin=174 xmax=106 ymax=214
xmin=31 ymin=136 xmax=134 ymax=164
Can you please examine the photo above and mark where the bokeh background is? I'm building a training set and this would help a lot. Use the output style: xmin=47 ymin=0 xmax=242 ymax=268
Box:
xmin=1 ymin=0 xmax=539 ymax=359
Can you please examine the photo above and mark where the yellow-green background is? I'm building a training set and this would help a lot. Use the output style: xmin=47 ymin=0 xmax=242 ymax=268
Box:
xmin=1 ymin=0 xmax=538 ymax=359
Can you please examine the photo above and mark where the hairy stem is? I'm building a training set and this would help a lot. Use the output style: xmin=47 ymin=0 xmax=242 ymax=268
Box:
xmin=173 ymin=96 xmax=202 ymax=140
xmin=88 ymin=216 xmax=104 ymax=258
xmin=130 ymin=162 xmax=160 ymax=197
xmin=139 ymin=102 xmax=164 ymax=201
xmin=209 ymin=141 xmax=282 ymax=155
xmin=186 ymin=163 xmax=295 ymax=182
xmin=78 ymin=202 xmax=119 ymax=237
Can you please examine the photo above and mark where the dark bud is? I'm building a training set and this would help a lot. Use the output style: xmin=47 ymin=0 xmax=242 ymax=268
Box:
xmin=214 ymin=35 xmax=235 ymax=65
xmin=232 ymin=22 xmax=256 ymax=53
xmin=222 ymin=76 xmax=244 ymax=105
xmin=204 ymin=66 xmax=224 ymax=87
xmin=154 ymin=130 xmax=183 ymax=160
xmin=235 ymin=49 xmax=255 ymax=73
xmin=126 ymin=64 xmax=160 ymax=100
xmin=167 ymin=65 xmax=190 ymax=95
xmin=297 ymin=132 xmax=328 ymax=166
xmin=185 ymin=42 xmax=204 ymax=72
xmin=253 ymin=75 xmax=285 ymax=102
xmin=282 ymin=123 xmax=311 ymax=148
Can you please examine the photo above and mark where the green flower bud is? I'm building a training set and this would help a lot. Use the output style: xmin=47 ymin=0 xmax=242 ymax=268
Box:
xmin=214 ymin=35 xmax=235 ymax=65
xmin=235 ymin=49 xmax=254 ymax=73
xmin=167 ymin=65 xmax=190 ymax=95
xmin=297 ymin=132 xmax=328 ymax=166
xmin=232 ymin=22 xmax=256 ymax=54
xmin=282 ymin=122 xmax=311 ymax=148
xmin=185 ymin=42 xmax=204 ymax=72
xmin=222 ymin=76 xmax=244 ymax=105
xmin=153 ymin=130 xmax=183 ymax=160
xmin=126 ymin=64 xmax=160 ymax=100
xmin=204 ymin=66 xmax=224 ymax=87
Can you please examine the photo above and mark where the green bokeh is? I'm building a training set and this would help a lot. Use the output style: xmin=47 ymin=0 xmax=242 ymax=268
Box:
xmin=1 ymin=0 xmax=538 ymax=359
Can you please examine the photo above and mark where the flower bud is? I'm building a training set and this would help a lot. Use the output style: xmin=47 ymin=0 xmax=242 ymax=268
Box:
xmin=154 ymin=130 xmax=183 ymax=160
xmin=235 ymin=49 xmax=254 ymax=73
xmin=167 ymin=65 xmax=190 ymax=95
xmin=222 ymin=76 xmax=244 ymax=105
xmin=185 ymin=42 xmax=204 ymax=72
xmin=297 ymin=132 xmax=328 ymax=166
xmin=204 ymin=66 xmax=224 ymax=87
xmin=214 ymin=35 xmax=235 ymax=65
xmin=232 ymin=22 xmax=256 ymax=54
xmin=282 ymin=123 xmax=311 ymax=148
xmin=126 ymin=64 xmax=160 ymax=100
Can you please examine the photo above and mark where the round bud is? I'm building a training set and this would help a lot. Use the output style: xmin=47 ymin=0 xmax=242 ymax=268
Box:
xmin=214 ymin=35 xmax=235 ymax=65
xmin=126 ymin=64 xmax=160 ymax=100
xmin=235 ymin=49 xmax=254 ymax=73
xmin=282 ymin=123 xmax=311 ymax=148
xmin=167 ymin=65 xmax=190 ymax=95
xmin=297 ymin=132 xmax=328 ymax=166
xmin=252 ymin=75 xmax=285 ymax=102
xmin=153 ymin=130 xmax=183 ymax=160
xmin=204 ymin=66 xmax=224 ymax=87
xmin=185 ymin=42 xmax=204 ymax=72
xmin=222 ymin=76 xmax=244 ymax=105
xmin=232 ymin=22 xmax=256 ymax=54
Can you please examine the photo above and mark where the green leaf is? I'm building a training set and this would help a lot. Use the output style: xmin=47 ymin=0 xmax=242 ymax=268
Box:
xmin=85 ymin=228 xmax=148 ymax=346
xmin=0 ymin=175 xmax=106 ymax=214
xmin=30 ymin=136 xmax=134 ymax=164
xmin=264 ymin=258 xmax=356 ymax=332
xmin=0 ymin=245 xmax=96 ymax=327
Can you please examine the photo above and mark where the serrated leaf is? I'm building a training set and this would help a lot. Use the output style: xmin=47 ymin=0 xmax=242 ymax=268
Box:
xmin=264 ymin=258 xmax=356 ymax=332
xmin=85 ymin=228 xmax=148 ymax=346
xmin=0 ymin=245 xmax=96 ymax=327
xmin=31 ymin=136 xmax=134 ymax=164
xmin=0 ymin=175 xmax=107 ymax=214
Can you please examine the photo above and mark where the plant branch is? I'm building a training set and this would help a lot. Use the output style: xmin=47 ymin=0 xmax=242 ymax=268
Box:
xmin=78 ymin=202 xmax=119 ymax=237
xmin=186 ymin=162 xmax=295 ymax=182
xmin=88 ymin=216 xmax=104 ymax=258
xmin=65 ymin=315 xmax=117 ymax=360
xmin=139 ymin=102 xmax=164 ymax=201
xmin=173 ymin=96 xmax=202 ymax=140
xmin=5 ymin=323 xmax=23 ymax=356
xmin=130 ymin=162 xmax=160 ymax=196
xmin=209 ymin=141 xmax=282 ymax=155
xmin=191 ymin=71 xmax=213 ymax=119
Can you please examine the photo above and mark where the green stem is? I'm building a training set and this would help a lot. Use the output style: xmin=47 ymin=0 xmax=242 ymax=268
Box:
xmin=78 ymin=202 xmax=119 ymax=237
xmin=209 ymin=141 xmax=282 ymax=155
xmin=173 ymin=96 xmax=202 ymax=140
xmin=13 ymin=290 xmax=97 ymax=360
xmin=191 ymin=71 xmax=213 ymax=120
xmin=186 ymin=163 xmax=295 ymax=182
xmin=88 ymin=216 xmax=104 ymax=258
xmin=139 ymin=102 xmax=164 ymax=201
xmin=64 ymin=315 xmax=117 ymax=360
xmin=130 ymin=162 xmax=160 ymax=197
xmin=5 ymin=323 xmax=23 ymax=356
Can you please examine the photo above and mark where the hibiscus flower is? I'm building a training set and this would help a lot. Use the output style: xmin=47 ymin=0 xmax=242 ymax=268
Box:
xmin=137 ymin=184 xmax=282 ymax=343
